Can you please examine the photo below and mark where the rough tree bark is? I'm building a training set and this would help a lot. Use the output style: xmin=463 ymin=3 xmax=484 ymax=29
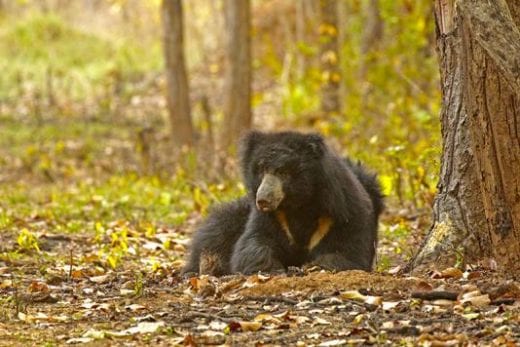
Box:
xmin=319 ymin=0 xmax=341 ymax=117
xmin=411 ymin=0 xmax=520 ymax=274
xmin=221 ymin=0 xmax=252 ymax=152
xmin=161 ymin=0 xmax=194 ymax=148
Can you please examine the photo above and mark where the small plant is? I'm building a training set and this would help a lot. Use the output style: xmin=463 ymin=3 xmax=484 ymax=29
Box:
xmin=0 ymin=294 xmax=15 ymax=321
xmin=377 ymin=255 xmax=392 ymax=272
xmin=134 ymin=272 xmax=144 ymax=297
xmin=106 ymin=227 xmax=129 ymax=269
xmin=17 ymin=228 xmax=40 ymax=253
xmin=0 ymin=210 xmax=12 ymax=229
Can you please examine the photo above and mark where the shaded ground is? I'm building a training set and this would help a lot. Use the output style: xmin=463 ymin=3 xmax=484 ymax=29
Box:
xmin=1 ymin=226 xmax=519 ymax=346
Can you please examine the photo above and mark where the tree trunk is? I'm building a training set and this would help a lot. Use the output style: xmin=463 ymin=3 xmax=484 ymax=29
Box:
xmin=221 ymin=0 xmax=252 ymax=152
xmin=359 ymin=0 xmax=383 ymax=77
xmin=161 ymin=0 xmax=194 ymax=149
xmin=319 ymin=0 xmax=341 ymax=117
xmin=359 ymin=0 xmax=383 ymax=106
xmin=361 ymin=0 xmax=383 ymax=55
xmin=295 ymin=1 xmax=306 ymax=79
xmin=411 ymin=0 xmax=520 ymax=274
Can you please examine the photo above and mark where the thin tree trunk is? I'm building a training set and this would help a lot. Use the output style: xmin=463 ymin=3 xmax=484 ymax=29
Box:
xmin=161 ymin=0 xmax=194 ymax=148
xmin=295 ymin=1 xmax=305 ymax=79
xmin=337 ymin=1 xmax=348 ymax=105
xmin=359 ymin=0 xmax=383 ymax=107
xmin=221 ymin=0 xmax=252 ymax=152
xmin=361 ymin=0 xmax=383 ymax=55
xmin=319 ymin=0 xmax=341 ymax=117
xmin=411 ymin=0 xmax=520 ymax=273
xmin=359 ymin=0 xmax=383 ymax=78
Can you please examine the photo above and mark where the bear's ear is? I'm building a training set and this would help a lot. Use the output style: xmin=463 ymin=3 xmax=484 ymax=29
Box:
xmin=304 ymin=133 xmax=326 ymax=158
xmin=239 ymin=131 xmax=264 ymax=166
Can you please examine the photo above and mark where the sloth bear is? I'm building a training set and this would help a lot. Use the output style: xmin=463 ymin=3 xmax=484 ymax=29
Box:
xmin=182 ymin=131 xmax=383 ymax=276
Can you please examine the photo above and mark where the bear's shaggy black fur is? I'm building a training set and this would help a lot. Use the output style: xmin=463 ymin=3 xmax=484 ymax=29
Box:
xmin=182 ymin=131 xmax=383 ymax=275
xmin=182 ymin=197 xmax=250 ymax=275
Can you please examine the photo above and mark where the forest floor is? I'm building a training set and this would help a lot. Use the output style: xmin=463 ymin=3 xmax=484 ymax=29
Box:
xmin=3 ymin=7 xmax=518 ymax=346
xmin=0 ymin=121 xmax=519 ymax=346
xmin=0 ymin=226 xmax=519 ymax=346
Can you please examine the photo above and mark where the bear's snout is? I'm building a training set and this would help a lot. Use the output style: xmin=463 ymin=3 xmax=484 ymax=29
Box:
xmin=256 ymin=173 xmax=284 ymax=212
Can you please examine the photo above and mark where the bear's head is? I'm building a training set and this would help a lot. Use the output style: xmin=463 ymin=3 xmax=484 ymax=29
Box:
xmin=239 ymin=131 xmax=326 ymax=212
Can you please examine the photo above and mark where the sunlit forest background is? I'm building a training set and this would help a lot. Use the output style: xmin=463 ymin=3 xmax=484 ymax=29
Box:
xmin=0 ymin=0 xmax=440 ymax=270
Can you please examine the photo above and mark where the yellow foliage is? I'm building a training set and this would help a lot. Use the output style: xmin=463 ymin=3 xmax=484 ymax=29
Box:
xmin=321 ymin=70 xmax=331 ymax=82
xmin=321 ymin=50 xmax=338 ymax=65
xmin=330 ymin=72 xmax=341 ymax=83
xmin=379 ymin=175 xmax=394 ymax=197
xmin=318 ymin=23 xmax=338 ymax=37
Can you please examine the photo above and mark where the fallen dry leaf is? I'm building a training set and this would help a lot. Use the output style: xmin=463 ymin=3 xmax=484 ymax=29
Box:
xmin=125 ymin=304 xmax=146 ymax=311
xmin=313 ymin=317 xmax=331 ymax=325
xmin=28 ymin=281 xmax=50 ymax=293
xmin=414 ymin=280 xmax=433 ymax=291
xmin=242 ymin=274 xmax=271 ymax=288
xmin=254 ymin=313 xmax=281 ymax=324
xmin=340 ymin=290 xmax=382 ymax=306
xmin=440 ymin=267 xmax=463 ymax=279
xmin=238 ymin=320 xmax=263 ymax=332
xmin=340 ymin=290 xmax=366 ymax=301
xmin=0 ymin=279 xmax=13 ymax=289
xmin=89 ymin=275 xmax=110 ymax=284
xmin=82 ymin=329 xmax=106 ymax=339
xmin=71 ymin=269 xmax=86 ymax=279
xmin=114 ymin=321 xmax=165 ymax=336
xmin=382 ymin=301 xmax=400 ymax=311
xmin=66 ymin=337 xmax=94 ymax=344
xmin=460 ymin=294 xmax=491 ymax=307
xmin=318 ymin=339 xmax=347 ymax=346
xmin=461 ymin=312 xmax=480 ymax=320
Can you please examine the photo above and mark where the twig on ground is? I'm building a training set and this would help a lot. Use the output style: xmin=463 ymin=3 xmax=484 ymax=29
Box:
xmin=411 ymin=291 xmax=459 ymax=301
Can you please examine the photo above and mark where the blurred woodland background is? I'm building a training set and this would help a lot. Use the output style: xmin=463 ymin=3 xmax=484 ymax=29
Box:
xmin=2 ymin=2 xmax=520 ymax=345
xmin=0 ymin=0 xmax=440 ymax=269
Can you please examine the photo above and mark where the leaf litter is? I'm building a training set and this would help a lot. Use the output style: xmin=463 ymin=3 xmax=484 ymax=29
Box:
xmin=0 ymin=151 xmax=518 ymax=345
xmin=1 ymin=227 xmax=519 ymax=347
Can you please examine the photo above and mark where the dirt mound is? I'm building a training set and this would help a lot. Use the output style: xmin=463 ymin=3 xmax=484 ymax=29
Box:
xmin=240 ymin=270 xmax=419 ymax=296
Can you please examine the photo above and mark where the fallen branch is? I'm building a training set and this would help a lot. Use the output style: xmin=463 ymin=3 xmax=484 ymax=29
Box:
xmin=411 ymin=291 xmax=459 ymax=301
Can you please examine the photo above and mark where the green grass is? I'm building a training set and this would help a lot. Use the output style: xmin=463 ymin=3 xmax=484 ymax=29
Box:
xmin=0 ymin=118 xmax=139 ymax=183
xmin=0 ymin=13 xmax=162 ymax=100
xmin=0 ymin=174 xmax=244 ymax=232
xmin=0 ymin=165 xmax=244 ymax=269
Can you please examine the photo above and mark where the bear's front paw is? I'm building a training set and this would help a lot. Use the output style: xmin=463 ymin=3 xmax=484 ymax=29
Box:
xmin=233 ymin=255 xmax=285 ymax=274
xmin=231 ymin=244 xmax=284 ymax=274
xmin=308 ymin=253 xmax=367 ymax=272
